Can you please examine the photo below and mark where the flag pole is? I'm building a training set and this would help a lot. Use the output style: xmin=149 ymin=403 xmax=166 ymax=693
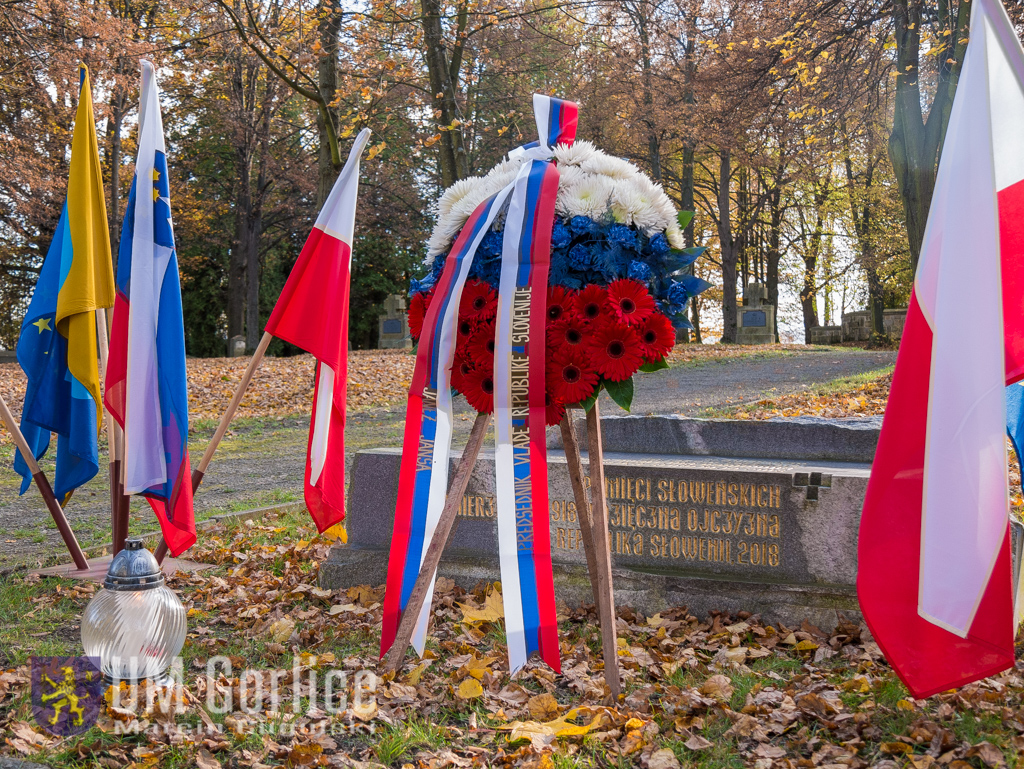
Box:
xmin=0 ymin=392 xmax=89 ymax=570
xmin=154 ymin=330 xmax=274 ymax=563
xmin=96 ymin=308 xmax=129 ymax=555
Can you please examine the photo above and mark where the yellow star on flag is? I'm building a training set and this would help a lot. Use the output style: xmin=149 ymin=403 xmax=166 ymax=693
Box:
xmin=32 ymin=317 xmax=51 ymax=334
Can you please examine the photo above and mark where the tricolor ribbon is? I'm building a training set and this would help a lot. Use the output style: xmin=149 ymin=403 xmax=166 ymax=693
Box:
xmin=382 ymin=95 xmax=578 ymax=673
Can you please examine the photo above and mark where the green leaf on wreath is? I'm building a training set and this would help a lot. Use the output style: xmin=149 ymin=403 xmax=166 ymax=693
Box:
xmin=604 ymin=377 xmax=634 ymax=412
xmin=638 ymin=358 xmax=669 ymax=373
xmin=677 ymin=210 xmax=694 ymax=231
xmin=568 ymin=384 xmax=601 ymax=412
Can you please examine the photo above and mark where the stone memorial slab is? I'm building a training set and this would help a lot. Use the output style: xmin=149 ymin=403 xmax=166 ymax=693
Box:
xmin=322 ymin=416 xmax=877 ymax=629
xmin=378 ymin=294 xmax=412 ymax=349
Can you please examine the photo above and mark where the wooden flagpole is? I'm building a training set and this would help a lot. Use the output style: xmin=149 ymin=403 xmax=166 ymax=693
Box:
xmin=96 ymin=308 xmax=130 ymax=555
xmin=154 ymin=330 xmax=274 ymax=563
xmin=0 ymin=392 xmax=89 ymax=570
xmin=383 ymin=411 xmax=491 ymax=674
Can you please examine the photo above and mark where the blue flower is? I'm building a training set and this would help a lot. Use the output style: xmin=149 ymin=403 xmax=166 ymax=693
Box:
xmin=410 ymin=272 xmax=437 ymax=295
xmin=567 ymin=243 xmax=594 ymax=271
xmin=479 ymin=229 xmax=503 ymax=258
xmin=628 ymin=260 xmax=652 ymax=282
xmin=608 ymin=223 xmax=637 ymax=250
xmin=569 ymin=215 xmax=594 ymax=235
xmin=667 ymin=280 xmax=690 ymax=307
xmin=551 ymin=220 xmax=572 ymax=248
xmin=649 ymin=233 xmax=670 ymax=255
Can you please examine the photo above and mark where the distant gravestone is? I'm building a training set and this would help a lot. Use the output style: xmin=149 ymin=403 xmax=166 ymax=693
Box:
xmin=736 ymin=282 xmax=776 ymax=345
xmin=227 ymin=335 xmax=247 ymax=357
xmin=378 ymin=295 xmax=412 ymax=350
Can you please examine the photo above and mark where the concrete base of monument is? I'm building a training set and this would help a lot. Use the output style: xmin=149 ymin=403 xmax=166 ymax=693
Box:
xmin=321 ymin=415 xmax=879 ymax=632
xmin=319 ymin=543 xmax=860 ymax=630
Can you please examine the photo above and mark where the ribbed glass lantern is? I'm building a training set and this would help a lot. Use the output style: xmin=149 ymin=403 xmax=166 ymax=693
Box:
xmin=81 ymin=539 xmax=187 ymax=682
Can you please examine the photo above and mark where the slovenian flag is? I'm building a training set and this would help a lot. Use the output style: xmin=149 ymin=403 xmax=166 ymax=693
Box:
xmin=264 ymin=129 xmax=371 ymax=533
xmin=104 ymin=61 xmax=195 ymax=556
xmin=858 ymin=0 xmax=1024 ymax=698
xmin=14 ymin=64 xmax=115 ymax=503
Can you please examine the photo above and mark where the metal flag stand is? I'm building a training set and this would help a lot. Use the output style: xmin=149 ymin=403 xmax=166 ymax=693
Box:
xmin=381 ymin=402 xmax=622 ymax=698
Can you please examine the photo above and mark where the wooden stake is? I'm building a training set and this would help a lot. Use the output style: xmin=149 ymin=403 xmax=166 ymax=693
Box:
xmin=96 ymin=308 xmax=130 ymax=555
xmin=154 ymin=331 xmax=273 ymax=563
xmin=559 ymin=415 xmax=601 ymax=608
xmin=583 ymin=401 xmax=621 ymax=698
xmin=0 ymin=391 xmax=89 ymax=570
xmin=383 ymin=412 xmax=490 ymax=673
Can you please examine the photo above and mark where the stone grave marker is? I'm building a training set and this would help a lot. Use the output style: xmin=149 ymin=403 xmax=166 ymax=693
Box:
xmin=322 ymin=415 xmax=883 ymax=630
xmin=378 ymin=295 xmax=412 ymax=349
xmin=227 ymin=335 xmax=247 ymax=357
xmin=736 ymin=282 xmax=776 ymax=345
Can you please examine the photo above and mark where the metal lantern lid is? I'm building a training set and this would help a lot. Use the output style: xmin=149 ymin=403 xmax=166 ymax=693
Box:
xmin=104 ymin=538 xmax=165 ymax=591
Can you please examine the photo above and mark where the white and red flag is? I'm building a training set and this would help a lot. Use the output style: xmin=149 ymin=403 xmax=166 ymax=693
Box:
xmin=264 ymin=129 xmax=370 ymax=533
xmin=858 ymin=0 xmax=1024 ymax=698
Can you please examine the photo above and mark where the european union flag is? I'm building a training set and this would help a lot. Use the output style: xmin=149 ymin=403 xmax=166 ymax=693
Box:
xmin=14 ymin=65 xmax=114 ymax=502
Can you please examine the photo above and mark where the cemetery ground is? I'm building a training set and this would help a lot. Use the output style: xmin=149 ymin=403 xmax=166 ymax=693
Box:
xmin=5 ymin=344 xmax=1023 ymax=768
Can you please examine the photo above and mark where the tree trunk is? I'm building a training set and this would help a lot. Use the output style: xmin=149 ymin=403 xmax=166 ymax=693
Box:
xmin=229 ymin=148 xmax=250 ymax=343
xmin=421 ymin=0 xmax=470 ymax=187
xmin=317 ymin=0 xmax=342 ymax=205
xmin=766 ymin=182 xmax=782 ymax=343
xmin=717 ymin=150 xmax=738 ymax=344
xmin=107 ymin=90 xmax=126 ymax=267
xmin=888 ymin=0 xmax=968 ymax=274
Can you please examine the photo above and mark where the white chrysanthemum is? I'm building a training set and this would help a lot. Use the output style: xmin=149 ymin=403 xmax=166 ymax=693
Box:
xmin=552 ymin=140 xmax=598 ymax=166
xmin=580 ymin=153 xmax=638 ymax=181
xmin=665 ymin=221 xmax=685 ymax=250
xmin=428 ymin=143 xmax=685 ymax=257
xmin=436 ymin=177 xmax=482 ymax=219
xmin=556 ymin=165 xmax=586 ymax=192
xmin=558 ymin=175 xmax=613 ymax=220
xmin=485 ymin=158 xmax=525 ymax=180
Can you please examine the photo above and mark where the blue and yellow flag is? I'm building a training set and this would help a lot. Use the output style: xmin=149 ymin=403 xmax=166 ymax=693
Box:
xmin=14 ymin=65 xmax=115 ymax=501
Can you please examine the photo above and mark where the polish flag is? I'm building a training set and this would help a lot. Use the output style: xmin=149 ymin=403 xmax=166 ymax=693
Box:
xmin=858 ymin=0 xmax=1024 ymax=698
xmin=265 ymin=129 xmax=370 ymax=532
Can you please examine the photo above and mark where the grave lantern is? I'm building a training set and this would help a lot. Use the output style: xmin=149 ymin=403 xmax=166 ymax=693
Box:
xmin=80 ymin=538 xmax=186 ymax=683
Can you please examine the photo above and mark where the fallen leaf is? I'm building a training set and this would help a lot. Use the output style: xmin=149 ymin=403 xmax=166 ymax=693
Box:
xmin=457 ymin=678 xmax=484 ymax=699
xmin=528 ymin=693 xmax=560 ymax=721
xmin=648 ymin=748 xmax=681 ymax=769
xmin=684 ymin=734 xmax=713 ymax=751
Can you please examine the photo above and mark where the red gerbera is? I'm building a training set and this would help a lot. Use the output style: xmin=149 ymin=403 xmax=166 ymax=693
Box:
xmin=546 ymin=347 xmax=600 ymax=405
xmin=574 ymin=284 xmax=610 ymax=324
xmin=546 ymin=316 xmax=587 ymax=353
xmin=546 ymin=285 xmax=576 ymax=325
xmin=586 ymin=323 xmax=643 ymax=381
xmin=466 ymin=317 xmax=496 ymax=363
xmin=408 ymin=290 xmax=433 ymax=340
xmin=461 ymin=365 xmax=495 ymax=414
xmin=460 ymin=279 xmax=497 ymax=322
xmin=545 ymin=391 xmax=567 ymax=427
xmin=638 ymin=312 xmax=676 ymax=362
xmin=450 ymin=351 xmax=483 ymax=395
xmin=607 ymin=279 xmax=656 ymax=326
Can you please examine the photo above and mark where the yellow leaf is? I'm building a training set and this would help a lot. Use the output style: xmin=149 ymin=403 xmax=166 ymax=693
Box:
xmin=460 ymin=654 xmax=498 ymax=680
xmin=407 ymin=663 xmax=429 ymax=685
xmin=322 ymin=522 xmax=347 ymax=543
xmin=457 ymin=678 xmax=483 ymax=699
xmin=458 ymin=588 xmax=504 ymax=624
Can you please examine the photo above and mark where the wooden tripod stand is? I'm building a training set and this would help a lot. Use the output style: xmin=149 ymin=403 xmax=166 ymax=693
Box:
xmin=382 ymin=402 xmax=621 ymax=698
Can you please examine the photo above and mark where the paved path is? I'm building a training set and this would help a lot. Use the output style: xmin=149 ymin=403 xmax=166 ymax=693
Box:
xmin=615 ymin=349 xmax=896 ymax=416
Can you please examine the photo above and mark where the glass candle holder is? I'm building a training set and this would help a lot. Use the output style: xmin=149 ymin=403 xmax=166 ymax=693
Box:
xmin=80 ymin=539 xmax=186 ymax=682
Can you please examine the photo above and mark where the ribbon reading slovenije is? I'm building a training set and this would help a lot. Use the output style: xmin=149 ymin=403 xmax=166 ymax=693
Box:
xmin=381 ymin=95 xmax=578 ymax=673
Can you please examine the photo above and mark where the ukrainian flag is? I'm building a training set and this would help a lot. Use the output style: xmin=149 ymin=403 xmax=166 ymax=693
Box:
xmin=14 ymin=64 xmax=115 ymax=502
